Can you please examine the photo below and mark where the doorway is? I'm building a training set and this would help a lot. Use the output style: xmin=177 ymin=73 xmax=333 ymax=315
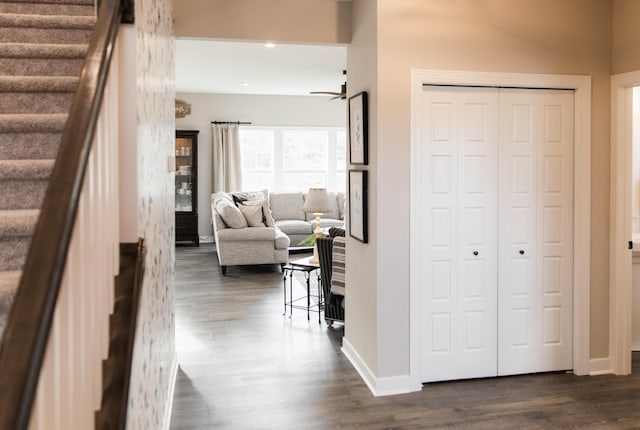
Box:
xmin=409 ymin=70 xmax=592 ymax=389
xmin=610 ymin=70 xmax=640 ymax=375
xmin=631 ymin=87 xmax=640 ymax=355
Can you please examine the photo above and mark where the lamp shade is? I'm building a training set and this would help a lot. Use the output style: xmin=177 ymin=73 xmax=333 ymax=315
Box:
xmin=303 ymin=187 xmax=330 ymax=213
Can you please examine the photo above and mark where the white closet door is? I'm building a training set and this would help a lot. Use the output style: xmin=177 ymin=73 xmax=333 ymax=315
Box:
xmin=498 ymin=89 xmax=574 ymax=375
xmin=419 ymin=86 xmax=499 ymax=382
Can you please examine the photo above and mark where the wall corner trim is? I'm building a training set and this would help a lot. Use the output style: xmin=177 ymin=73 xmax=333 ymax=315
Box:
xmin=342 ymin=339 xmax=421 ymax=397
xmin=163 ymin=353 xmax=179 ymax=430
xmin=589 ymin=357 xmax=612 ymax=376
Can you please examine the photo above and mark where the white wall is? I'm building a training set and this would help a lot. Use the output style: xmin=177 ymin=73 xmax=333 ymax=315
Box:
xmin=125 ymin=0 xmax=177 ymax=428
xmin=175 ymin=92 xmax=345 ymax=240
xmin=343 ymin=0 xmax=380 ymax=381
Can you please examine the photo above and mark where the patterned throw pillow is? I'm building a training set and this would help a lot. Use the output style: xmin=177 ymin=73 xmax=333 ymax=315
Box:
xmin=330 ymin=236 xmax=346 ymax=296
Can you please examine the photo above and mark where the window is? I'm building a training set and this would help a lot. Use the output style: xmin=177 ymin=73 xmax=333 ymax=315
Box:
xmin=240 ymin=130 xmax=274 ymax=191
xmin=240 ymin=127 xmax=346 ymax=193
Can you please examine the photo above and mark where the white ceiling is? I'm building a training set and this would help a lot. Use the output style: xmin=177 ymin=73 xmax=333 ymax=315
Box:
xmin=175 ymin=39 xmax=347 ymax=97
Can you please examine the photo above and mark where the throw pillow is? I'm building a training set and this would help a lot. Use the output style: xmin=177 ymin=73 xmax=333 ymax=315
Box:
xmin=232 ymin=194 xmax=248 ymax=206
xmin=215 ymin=198 xmax=247 ymax=229
xmin=242 ymin=199 xmax=275 ymax=227
xmin=238 ymin=204 xmax=265 ymax=227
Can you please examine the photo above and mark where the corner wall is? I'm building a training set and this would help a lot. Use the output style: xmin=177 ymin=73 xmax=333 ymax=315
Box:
xmin=343 ymin=0 xmax=380 ymax=381
xmin=346 ymin=0 xmax=613 ymax=387
xmin=612 ymin=0 xmax=640 ymax=75
xmin=125 ymin=0 xmax=177 ymax=428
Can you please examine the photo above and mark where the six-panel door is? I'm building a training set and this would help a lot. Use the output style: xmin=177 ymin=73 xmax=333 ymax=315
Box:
xmin=419 ymin=87 xmax=499 ymax=382
xmin=418 ymin=86 xmax=574 ymax=382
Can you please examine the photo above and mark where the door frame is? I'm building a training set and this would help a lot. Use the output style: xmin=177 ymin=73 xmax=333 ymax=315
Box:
xmin=409 ymin=70 xmax=592 ymax=389
xmin=610 ymin=70 xmax=640 ymax=375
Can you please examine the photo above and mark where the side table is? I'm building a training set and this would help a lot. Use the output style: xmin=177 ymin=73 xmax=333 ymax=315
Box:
xmin=282 ymin=256 xmax=323 ymax=323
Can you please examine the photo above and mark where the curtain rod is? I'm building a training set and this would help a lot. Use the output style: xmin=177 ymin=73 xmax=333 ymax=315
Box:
xmin=210 ymin=121 xmax=252 ymax=125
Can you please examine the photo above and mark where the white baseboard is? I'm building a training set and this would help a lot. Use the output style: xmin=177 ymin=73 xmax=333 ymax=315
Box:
xmin=589 ymin=357 xmax=612 ymax=375
xmin=199 ymin=235 xmax=214 ymax=243
xmin=342 ymin=338 xmax=420 ymax=397
xmin=163 ymin=353 xmax=179 ymax=430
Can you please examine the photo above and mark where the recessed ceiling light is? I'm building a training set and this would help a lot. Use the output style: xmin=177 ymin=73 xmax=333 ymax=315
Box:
xmin=264 ymin=42 xmax=276 ymax=48
xmin=242 ymin=82 xmax=250 ymax=86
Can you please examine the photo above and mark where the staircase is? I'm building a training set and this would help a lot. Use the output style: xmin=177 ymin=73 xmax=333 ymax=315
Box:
xmin=0 ymin=0 xmax=95 ymax=337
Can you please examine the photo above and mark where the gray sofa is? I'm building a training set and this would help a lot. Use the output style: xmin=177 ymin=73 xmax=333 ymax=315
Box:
xmin=211 ymin=190 xmax=345 ymax=274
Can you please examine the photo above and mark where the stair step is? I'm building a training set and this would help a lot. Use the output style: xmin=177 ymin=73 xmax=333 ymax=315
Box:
xmin=0 ymin=2 xmax=94 ymax=16
xmin=0 ymin=76 xmax=78 ymax=114
xmin=0 ymin=113 xmax=67 ymax=133
xmin=0 ymin=92 xmax=75 ymax=114
xmin=0 ymin=43 xmax=87 ymax=76
xmin=0 ymin=159 xmax=54 ymax=179
xmin=0 ymin=76 xmax=79 ymax=92
xmin=0 ymin=159 xmax=54 ymax=210
xmin=0 ymin=270 xmax=21 ymax=338
xmin=0 ymin=234 xmax=30 ymax=270
xmin=3 ymin=0 xmax=94 ymax=5
xmin=0 ymin=13 xmax=95 ymax=44
xmin=0 ymin=209 xmax=39 ymax=237
xmin=0 ymin=42 xmax=88 ymax=59
xmin=0 ymin=132 xmax=60 ymax=160
xmin=0 ymin=13 xmax=95 ymax=30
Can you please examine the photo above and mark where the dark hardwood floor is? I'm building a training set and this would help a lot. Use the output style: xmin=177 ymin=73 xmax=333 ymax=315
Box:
xmin=170 ymin=244 xmax=640 ymax=429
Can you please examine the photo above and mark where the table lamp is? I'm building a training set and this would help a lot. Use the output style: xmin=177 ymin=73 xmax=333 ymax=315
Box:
xmin=303 ymin=187 xmax=330 ymax=264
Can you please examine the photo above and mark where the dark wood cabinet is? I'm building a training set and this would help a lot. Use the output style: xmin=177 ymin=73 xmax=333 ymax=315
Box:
xmin=175 ymin=130 xmax=199 ymax=246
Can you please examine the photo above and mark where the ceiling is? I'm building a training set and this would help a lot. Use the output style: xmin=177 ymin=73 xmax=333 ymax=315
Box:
xmin=175 ymin=39 xmax=347 ymax=97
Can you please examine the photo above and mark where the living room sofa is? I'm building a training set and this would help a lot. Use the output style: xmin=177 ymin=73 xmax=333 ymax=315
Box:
xmin=211 ymin=190 xmax=345 ymax=274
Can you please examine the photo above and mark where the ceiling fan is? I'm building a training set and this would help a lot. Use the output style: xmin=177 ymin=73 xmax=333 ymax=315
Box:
xmin=310 ymin=70 xmax=346 ymax=100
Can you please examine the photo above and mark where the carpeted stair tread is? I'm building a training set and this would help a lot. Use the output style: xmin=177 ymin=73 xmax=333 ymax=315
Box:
xmin=0 ymin=2 xmax=95 ymax=16
xmin=0 ymin=13 xmax=95 ymax=30
xmin=0 ymin=42 xmax=87 ymax=58
xmin=0 ymin=132 xmax=60 ymax=160
xmin=0 ymin=75 xmax=78 ymax=92
xmin=0 ymin=209 xmax=39 ymax=236
xmin=0 ymin=92 xmax=75 ymax=114
xmin=0 ymin=113 xmax=67 ymax=132
xmin=4 ymin=0 xmax=94 ymax=5
xmin=0 ymin=159 xmax=54 ymax=179
xmin=0 ymin=270 xmax=21 ymax=338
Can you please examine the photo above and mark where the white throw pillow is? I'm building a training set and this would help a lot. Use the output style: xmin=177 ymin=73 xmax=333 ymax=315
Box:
xmin=242 ymin=199 xmax=275 ymax=227
xmin=238 ymin=204 xmax=265 ymax=227
xmin=215 ymin=198 xmax=247 ymax=229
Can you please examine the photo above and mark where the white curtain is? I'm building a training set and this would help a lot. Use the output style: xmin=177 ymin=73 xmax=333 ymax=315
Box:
xmin=211 ymin=124 xmax=242 ymax=192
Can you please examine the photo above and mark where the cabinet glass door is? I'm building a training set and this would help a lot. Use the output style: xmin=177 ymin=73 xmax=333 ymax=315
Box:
xmin=175 ymin=137 xmax=193 ymax=212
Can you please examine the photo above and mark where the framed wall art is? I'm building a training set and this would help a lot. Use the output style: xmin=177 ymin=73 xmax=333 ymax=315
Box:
xmin=349 ymin=170 xmax=368 ymax=243
xmin=348 ymin=91 xmax=368 ymax=165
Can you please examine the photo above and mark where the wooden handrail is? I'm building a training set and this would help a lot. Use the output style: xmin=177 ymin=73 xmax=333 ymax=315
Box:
xmin=0 ymin=0 xmax=134 ymax=428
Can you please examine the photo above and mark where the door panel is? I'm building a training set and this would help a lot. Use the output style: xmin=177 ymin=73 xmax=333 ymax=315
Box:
xmin=420 ymin=86 xmax=499 ymax=382
xmin=498 ymin=89 xmax=574 ymax=375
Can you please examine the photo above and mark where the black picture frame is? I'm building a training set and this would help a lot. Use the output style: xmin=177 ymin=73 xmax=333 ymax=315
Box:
xmin=349 ymin=170 xmax=368 ymax=243
xmin=348 ymin=91 xmax=368 ymax=165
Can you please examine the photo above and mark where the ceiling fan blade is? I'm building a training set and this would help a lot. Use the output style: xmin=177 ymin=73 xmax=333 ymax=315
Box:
xmin=310 ymin=91 xmax=344 ymax=96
